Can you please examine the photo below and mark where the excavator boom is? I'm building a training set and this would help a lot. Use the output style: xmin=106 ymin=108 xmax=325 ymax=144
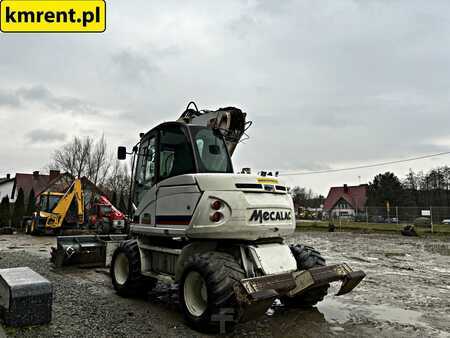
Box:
xmin=177 ymin=102 xmax=251 ymax=156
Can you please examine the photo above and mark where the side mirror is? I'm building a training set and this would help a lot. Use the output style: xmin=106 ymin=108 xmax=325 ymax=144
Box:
xmin=117 ymin=146 xmax=127 ymax=160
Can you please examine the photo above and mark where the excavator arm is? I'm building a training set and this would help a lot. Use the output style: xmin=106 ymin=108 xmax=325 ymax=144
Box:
xmin=44 ymin=179 xmax=84 ymax=229
xmin=177 ymin=102 xmax=251 ymax=156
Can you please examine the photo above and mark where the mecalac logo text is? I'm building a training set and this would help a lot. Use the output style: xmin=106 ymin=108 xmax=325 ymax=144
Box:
xmin=249 ymin=210 xmax=291 ymax=223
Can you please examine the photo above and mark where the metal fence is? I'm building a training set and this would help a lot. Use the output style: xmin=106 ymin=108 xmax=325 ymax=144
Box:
xmin=325 ymin=206 xmax=450 ymax=226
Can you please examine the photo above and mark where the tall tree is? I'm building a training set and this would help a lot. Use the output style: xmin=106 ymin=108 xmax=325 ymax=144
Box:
xmin=26 ymin=188 xmax=36 ymax=216
xmin=51 ymin=136 xmax=93 ymax=178
xmin=12 ymin=188 xmax=25 ymax=227
xmin=0 ymin=196 xmax=11 ymax=227
xmin=87 ymin=134 xmax=111 ymax=186
xmin=368 ymin=172 xmax=403 ymax=207
xmin=104 ymin=160 xmax=130 ymax=198
xmin=291 ymin=186 xmax=323 ymax=208
xmin=50 ymin=135 xmax=113 ymax=185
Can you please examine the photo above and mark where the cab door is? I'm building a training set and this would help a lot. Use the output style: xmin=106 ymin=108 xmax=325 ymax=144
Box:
xmin=134 ymin=133 xmax=158 ymax=226
xmin=155 ymin=124 xmax=201 ymax=229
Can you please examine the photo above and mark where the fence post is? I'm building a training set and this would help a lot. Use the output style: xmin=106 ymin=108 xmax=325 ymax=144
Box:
xmin=396 ymin=206 xmax=399 ymax=225
xmin=366 ymin=207 xmax=368 ymax=225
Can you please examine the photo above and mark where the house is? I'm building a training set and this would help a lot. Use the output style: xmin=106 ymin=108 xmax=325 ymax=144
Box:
xmin=0 ymin=174 xmax=15 ymax=201
xmin=323 ymin=184 xmax=368 ymax=218
xmin=0 ymin=170 xmax=61 ymax=203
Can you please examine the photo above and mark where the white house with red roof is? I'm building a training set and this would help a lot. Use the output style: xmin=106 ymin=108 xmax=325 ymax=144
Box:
xmin=0 ymin=170 xmax=61 ymax=203
xmin=323 ymin=184 xmax=368 ymax=218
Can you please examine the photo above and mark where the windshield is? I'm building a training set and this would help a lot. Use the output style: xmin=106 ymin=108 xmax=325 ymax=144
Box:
xmin=99 ymin=205 xmax=112 ymax=215
xmin=39 ymin=194 xmax=62 ymax=212
xmin=192 ymin=127 xmax=233 ymax=173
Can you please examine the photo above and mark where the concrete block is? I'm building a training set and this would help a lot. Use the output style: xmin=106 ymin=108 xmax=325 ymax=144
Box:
xmin=0 ymin=267 xmax=52 ymax=327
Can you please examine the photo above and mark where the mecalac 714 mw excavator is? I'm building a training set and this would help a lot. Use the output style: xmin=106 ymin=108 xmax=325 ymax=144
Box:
xmin=105 ymin=102 xmax=366 ymax=333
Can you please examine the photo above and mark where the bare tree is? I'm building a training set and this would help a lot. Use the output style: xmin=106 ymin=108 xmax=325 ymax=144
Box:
xmin=104 ymin=159 xmax=130 ymax=197
xmin=87 ymin=134 xmax=111 ymax=186
xmin=51 ymin=135 xmax=112 ymax=183
xmin=51 ymin=136 xmax=92 ymax=178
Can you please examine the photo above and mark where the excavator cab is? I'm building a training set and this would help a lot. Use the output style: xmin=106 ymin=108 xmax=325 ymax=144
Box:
xmin=38 ymin=192 xmax=64 ymax=213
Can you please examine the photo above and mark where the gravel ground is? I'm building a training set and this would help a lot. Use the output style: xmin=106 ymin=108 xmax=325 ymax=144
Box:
xmin=0 ymin=232 xmax=449 ymax=337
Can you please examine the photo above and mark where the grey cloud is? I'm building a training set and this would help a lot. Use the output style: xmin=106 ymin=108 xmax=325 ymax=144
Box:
xmin=0 ymin=85 xmax=97 ymax=115
xmin=0 ymin=89 xmax=21 ymax=108
xmin=1 ymin=1 xmax=450 ymax=194
xmin=111 ymin=50 xmax=158 ymax=84
xmin=15 ymin=85 xmax=97 ymax=115
xmin=26 ymin=129 xmax=66 ymax=143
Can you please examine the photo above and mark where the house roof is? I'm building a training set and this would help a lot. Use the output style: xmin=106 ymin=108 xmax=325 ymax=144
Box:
xmin=323 ymin=184 xmax=368 ymax=211
xmin=12 ymin=173 xmax=54 ymax=200
xmin=0 ymin=177 xmax=14 ymax=185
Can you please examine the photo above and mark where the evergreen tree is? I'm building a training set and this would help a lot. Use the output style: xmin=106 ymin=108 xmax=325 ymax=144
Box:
xmin=27 ymin=188 xmax=36 ymax=216
xmin=12 ymin=188 xmax=25 ymax=227
xmin=368 ymin=172 xmax=403 ymax=207
xmin=0 ymin=196 xmax=11 ymax=227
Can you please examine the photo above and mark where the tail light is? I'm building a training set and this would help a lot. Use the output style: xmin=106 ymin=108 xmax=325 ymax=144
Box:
xmin=210 ymin=212 xmax=223 ymax=222
xmin=211 ymin=200 xmax=222 ymax=210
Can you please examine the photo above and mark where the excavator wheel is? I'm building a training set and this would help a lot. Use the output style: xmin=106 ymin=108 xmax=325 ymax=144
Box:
xmin=179 ymin=251 xmax=245 ymax=334
xmin=281 ymin=245 xmax=329 ymax=308
xmin=110 ymin=240 xmax=157 ymax=297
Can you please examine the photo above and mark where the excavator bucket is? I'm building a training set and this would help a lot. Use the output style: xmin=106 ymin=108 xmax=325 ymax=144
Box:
xmin=50 ymin=234 xmax=128 ymax=268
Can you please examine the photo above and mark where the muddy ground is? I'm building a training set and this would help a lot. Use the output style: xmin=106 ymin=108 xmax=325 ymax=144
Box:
xmin=0 ymin=231 xmax=449 ymax=337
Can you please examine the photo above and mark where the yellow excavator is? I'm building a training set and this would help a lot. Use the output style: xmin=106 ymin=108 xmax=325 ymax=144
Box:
xmin=26 ymin=179 xmax=84 ymax=235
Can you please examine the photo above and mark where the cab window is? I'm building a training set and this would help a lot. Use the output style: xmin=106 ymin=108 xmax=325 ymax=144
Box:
xmin=135 ymin=135 xmax=157 ymax=203
xmin=192 ymin=128 xmax=232 ymax=173
xmin=159 ymin=125 xmax=195 ymax=180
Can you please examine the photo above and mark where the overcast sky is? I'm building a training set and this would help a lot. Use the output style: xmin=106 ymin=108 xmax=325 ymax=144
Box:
xmin=1 ymin=0 xmax=450 ymax=195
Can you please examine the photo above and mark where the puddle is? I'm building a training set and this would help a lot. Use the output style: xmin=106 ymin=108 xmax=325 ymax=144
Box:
xmin=317 ymin=298 xmax=353 ymax=324
xmin=384 ymin=252 xmax=406 ymax=257
xmin=318 ymin=297 xmax=425 ymax=327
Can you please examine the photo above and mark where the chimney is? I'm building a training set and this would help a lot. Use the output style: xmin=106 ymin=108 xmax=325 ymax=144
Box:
xmin=33 ymin=171 xmax=39 ymax=178
xmin=343 ymin=184 xmax=349 ymax=193
xmin=6 ymin=173 xmax=10 ymax=180
xmin=49 ymin=170 xmax=60 ymax=181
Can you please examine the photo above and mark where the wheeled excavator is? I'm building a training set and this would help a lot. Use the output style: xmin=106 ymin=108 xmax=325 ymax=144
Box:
xmin=108 ymin=102 xmax=366 ymax=333
xmin=52 ymin=102 xmax=365 ymax=333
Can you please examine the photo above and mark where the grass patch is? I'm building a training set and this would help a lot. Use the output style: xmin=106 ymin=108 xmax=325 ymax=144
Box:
xmin=296 ymin=220 xmax=450 ymax=235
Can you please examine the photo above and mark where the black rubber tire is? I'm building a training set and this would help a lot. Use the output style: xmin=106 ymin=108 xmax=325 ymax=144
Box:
xmin=282 ymin=244 xmax=329 ymax=308
xmin=110 ymin=240 xmax=157 ymax=297
xmin=179 ymin=251 xmax=245 ymax=334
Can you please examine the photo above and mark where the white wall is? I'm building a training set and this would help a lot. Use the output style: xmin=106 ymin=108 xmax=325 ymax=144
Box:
xmin=0 ymin=181 xmax=15 ymax=202
xmin=331 ymin=208 xmax=356 ymax=217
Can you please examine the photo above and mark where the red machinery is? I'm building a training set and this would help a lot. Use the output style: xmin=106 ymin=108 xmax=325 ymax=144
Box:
xmin=88 ymin=195 xmax=127 ymax=234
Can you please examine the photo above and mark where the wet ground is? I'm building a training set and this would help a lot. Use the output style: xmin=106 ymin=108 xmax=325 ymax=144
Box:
xmin=0 ymin=231 xmax=449 ymax=337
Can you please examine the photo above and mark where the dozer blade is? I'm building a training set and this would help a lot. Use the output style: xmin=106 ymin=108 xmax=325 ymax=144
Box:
xmin=50 ymin=234 xmax=128 ymax=268
xmin=235 ymin=263 xmax=366 ymax=320
xmin=289 ymin=263 xmax=366 ymax=297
